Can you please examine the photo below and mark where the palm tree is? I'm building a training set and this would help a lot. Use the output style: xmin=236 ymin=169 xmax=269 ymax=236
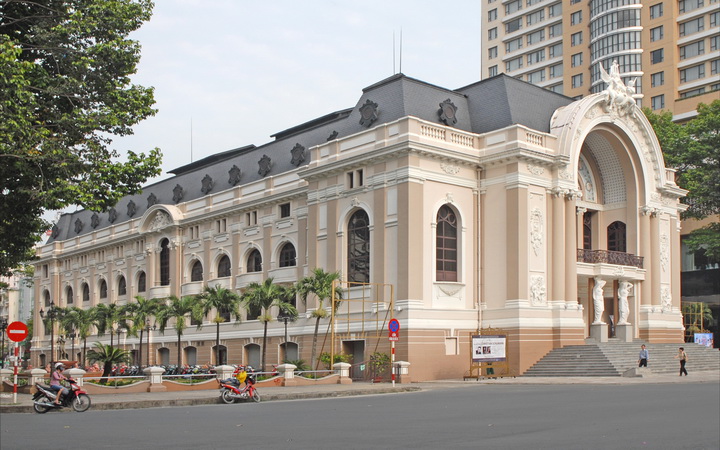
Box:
xmin=125 ymin=296 xmax=161 ymax=367
xmin=295 ymin=268 xmax=343 ymax=370
xmin=86 ymin=342 xmax=131 ymax=383
xmin=197 ymin=285 xmax=242 ymax=365
xmin=242 ymin=278 xmax=297 ymax=372
xmin=59 ymin=307 xmax=95 ymax=367
xmin=156 ymin=295 xmax=201 ymax=366
xmin=92 ymin=303 xmax=123 ymax=348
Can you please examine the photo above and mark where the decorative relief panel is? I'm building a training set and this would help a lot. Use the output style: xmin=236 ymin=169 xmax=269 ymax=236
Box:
xmin=438 ymin=99 xmax=458 ymax=126
xmin=290 ymin=143 xmax=305 ymax=167
xmin=527 ymin=163 xmax=544 ymax=176
xmin=173 ymin=184 xmax=185 ymax=203
xmin=150 ymin=211 xmax=171 ymax=231
xmin=108 ymin=208 xmax=118 ymax=224
xmin=147 ymin=193 xmax=157 ymax=208
xmin=359 ymin=99 xmax=379 ymax=127
xmin=201 ymin=175 xmax=214 ymax=194
xmin=90 ymin=213 xmax=100 ymax=229
xmin=127 ymin=200 xmax=137 ymax=218
xmin=74 ymin=219 xmax=84 ymax=234
xmin=228 ymin=165 xmax=242 ymax=186
xmin=660 ymin=286 xmax=672 ymax=312
xmin=660 ymin=233 xmax=669 ymax=272
xmin=530 ymin=275 xmax=546 ymax=306
xmin=258 ymin=155 xmax=272 ymax=177
xmin=530 ymin=208 xmax=543 ymax=257
xmin=440 ymin=163 xmax=460 ymax=175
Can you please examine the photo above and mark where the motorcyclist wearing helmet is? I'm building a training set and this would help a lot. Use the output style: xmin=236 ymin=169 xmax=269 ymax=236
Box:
xmin=50 ymin=363 xmax=69 ymax=405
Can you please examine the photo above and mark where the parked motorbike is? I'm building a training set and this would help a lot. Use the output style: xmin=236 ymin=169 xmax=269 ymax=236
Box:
xmin=218 ymin=368 xmax=260 ymax=403
xmin=32 ymin=378 xmax=91 ymax=413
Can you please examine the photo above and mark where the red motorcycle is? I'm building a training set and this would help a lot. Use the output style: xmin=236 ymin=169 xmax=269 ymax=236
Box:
xmin=218 ymin=369 xmax=260 ymax=404
xmin=33 ymin=378 xmax=91 ymax=413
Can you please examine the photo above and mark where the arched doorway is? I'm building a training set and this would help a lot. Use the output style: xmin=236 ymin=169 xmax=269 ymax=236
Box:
xmin=244 ymin=343 xmax=260 ymax=369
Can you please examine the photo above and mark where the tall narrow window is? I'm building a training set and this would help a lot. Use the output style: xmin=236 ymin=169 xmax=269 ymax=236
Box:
xmin=118 ymin=276 xmax=127 ymax=296
xmin=279 ymin=243 xmax=297 ymax=268
xmin=436 ymin=205 xmax=458 ymax=282
xmin=82 ymin=283 xmax=90 ymax=302
xmin=191 ymin=260 xmax=204 ymax=282
xmin=607 ymin=221 xmax=627 ymax=253
xmin=44 ymin=290 xmax=51 ymax=307
xmin=99 ymin=280 xmax=107 ymax=299
xmin=66 ymin=286 xmax=74 ymax=304
xmin=218 ymin=255 xmax=231 ymax=277
xmin=347 ymin=210 xmax=370 ymax=283
xmin=160 ymin=239 xmax=170 ymax=286
xmin=138 ymin=272 xmax=146 ymax=293
xmin=247 ymin=250 xmax=262 ymax=273
xmin=583 ymin=213 xmax=593 ymax=250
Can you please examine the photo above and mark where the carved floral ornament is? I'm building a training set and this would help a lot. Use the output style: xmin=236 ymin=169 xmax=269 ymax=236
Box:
xmin=201 ymin=175 xmax=214 ymax=195
xmin=228 ymin=165 xmax=242 ymax=186
xmin=358 ymin=99 xmax=379 ymax=127
xmin=438 ymin=99 xmax=458 ymax=126
xmin=258 ymin=154 xmax=272 ymax=177
xmin=290 ymin=143 xmax=305 ymax=167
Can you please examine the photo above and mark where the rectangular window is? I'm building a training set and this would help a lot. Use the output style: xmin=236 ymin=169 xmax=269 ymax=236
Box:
xmin=571 ymin=52 xmax=583 ymax=67
xmin=572 ymin=73 xmax=583 ymax=88
xmin=680 ymin=41 xmax=705 ymax=60
xmin=506 ymin=37 xmax=523 ymax=53
xmin=651 ymin=94 xmax=665 ymax=110
xmin=488 ymin=8 xmax=498 ymax=21
xmin=549 ymin=63 xmax=563 ymax=78
xmin=679 ymin=0 xmax=704 ymax=13
xmin=651 ymin=72 xmax=664 ymax=87
xmin=680 ymin=64 xmax=705 ymax=83
xmin=548 ymin=3 xmax=562 ymax=17
xmin=548 ymin=22 xmax=562 ymax=37
xmin=649 ymin=3 xmax=663 ymax=19
xmin=549 ymin=83 xmax=563 ymax=94
xmin=506 ymin=18 xmax=522 ymax=33
xmin=712 ymin=59 xmax=719 ymax=75
xmin=679 ymin=18 xmax=704 ymax=37
xmin=571 ymin=11 xmax=582 ymax=25
xmin=527 ymin=49 xmax=545 ymax=65
xmin=527 ymin=69 xmax=545 ymax=83
xmin=246 ymin=211 xmax=257 ymax=226
xmin=488 ymin=27 xmax=498 ymax=40
xmin=488 ymin=65 xmax=498 ymax=77
xmin=548 ymin=43 xmax=562 ymax=58
xmin=680 ymin=88 xmax=706 ymax=98
xmin=527 ymin=29 xmax=545 ymax=45
xmin=279 ymin=203 xmax=291 ymax=218
xmin=650 ymin=26 xmax=663 ymax=42
xmin=712 ymin=36 xmax=720 ymax=51
xmin=43 ymin=264 xmax=48 ymax=278
xmin=488 ymin=46 xmax=498 ymax=59
xmin=571 ymin=31 xmax=582 ymax=46
xmin=711 ymin=11 xmax=719 ymax=28
xmin=526 ymin=10 xmax=544 ymax=26
xmin=505 ymin=0 xmax=522 ymax=14
xmin=216 ymin=218 xmax=226 ymax=233
xmin=506 ymin=56 xmax=523 ymax=71
xmin=651 ymin=48 xmax=664 ymax=64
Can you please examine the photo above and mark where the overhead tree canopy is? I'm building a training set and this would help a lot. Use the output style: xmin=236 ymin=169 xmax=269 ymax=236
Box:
xmin=0 ymin=0 xmax=162 ymax=275
xmin=643 ymin=100 xmax=720 ymax=261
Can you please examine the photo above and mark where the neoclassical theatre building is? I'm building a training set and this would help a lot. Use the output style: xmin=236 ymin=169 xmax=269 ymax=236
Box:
xmin=31 ymin=72 xmax=686 ymax=380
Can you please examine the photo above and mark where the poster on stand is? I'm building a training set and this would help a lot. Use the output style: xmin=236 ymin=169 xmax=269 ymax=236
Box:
xmin=471 ymin=335 xmax=506 ymax=362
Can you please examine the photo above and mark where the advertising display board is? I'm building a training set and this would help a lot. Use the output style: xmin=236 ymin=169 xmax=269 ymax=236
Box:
xmin=471 ymin=335 xmax=507 ymax=362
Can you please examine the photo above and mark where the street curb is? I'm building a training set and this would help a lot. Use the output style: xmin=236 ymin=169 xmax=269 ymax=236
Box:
xmin=0 ymin=386 xmax=421 ymax=414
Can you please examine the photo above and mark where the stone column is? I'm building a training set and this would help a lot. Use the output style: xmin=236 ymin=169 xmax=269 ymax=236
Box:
xmin=564 ymin=191 xmax=579 ymax=306
xmin=639 ymin=208 xmax=652 ymax=307
xmin=650 ymin=213 xmax=661 ymax=307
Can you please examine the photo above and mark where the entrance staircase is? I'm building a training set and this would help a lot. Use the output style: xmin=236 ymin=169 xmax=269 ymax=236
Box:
xmin=523 ymin=340 xmax=720 ymax=377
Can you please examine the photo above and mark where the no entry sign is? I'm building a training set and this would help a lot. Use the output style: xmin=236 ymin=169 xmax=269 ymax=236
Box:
xmin=7 ymin=321 xmax=29 ymax=342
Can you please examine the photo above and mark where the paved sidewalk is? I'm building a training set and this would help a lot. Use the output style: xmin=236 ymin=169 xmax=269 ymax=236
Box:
xmin=2 ymin=370 xmax=717 ymax=414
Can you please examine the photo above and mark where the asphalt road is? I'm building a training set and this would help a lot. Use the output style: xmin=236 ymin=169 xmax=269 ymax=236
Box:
xmin=2 ymin=383 xmax=718 ymax=449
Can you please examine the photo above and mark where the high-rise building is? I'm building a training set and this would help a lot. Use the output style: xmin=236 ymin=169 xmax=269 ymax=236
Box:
xmin=481 ymin=0 xmax=719 ymax=121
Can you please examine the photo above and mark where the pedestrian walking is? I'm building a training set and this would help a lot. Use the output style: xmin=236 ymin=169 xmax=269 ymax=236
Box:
xmin=675 ymin=347 xmax=688 ymax=376
xmin=638 ymin=344 xmax=649 ymax=367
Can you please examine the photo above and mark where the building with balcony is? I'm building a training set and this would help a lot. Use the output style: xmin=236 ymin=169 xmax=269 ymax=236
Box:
xmin=481 ymin=0 xmax=719 ymax=120
xmin=30 ymin=72 xmax=686 ymax=379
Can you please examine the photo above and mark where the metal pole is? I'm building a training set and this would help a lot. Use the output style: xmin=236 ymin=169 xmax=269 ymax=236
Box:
xmin=13 ymin=342 xmax=19 ymax=404
xmin=0 ymin=321 xmax=6 ymax=369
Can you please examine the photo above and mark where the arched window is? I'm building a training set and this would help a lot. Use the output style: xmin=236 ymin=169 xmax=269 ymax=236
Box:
xmin=82 ymin=284 xmax=90 ymax=302
xmin=247 ymin=250 xmax=262 ymax=273
xmin=159 ymin=238 xmax=170 ymax=286
xmin=583 ymin=212 xmax=593 ymax=250
xmin=65 ymin=286 xmax=74 ymax=304
xmin=348 ymin=210 xmax=370 ymax=283
xmin=607 ymin=221 xmax=627 ymax=253
xmin=118 ymin=276 xmax=127 ymax=296
xmin=99 ymin=280 xmax=107 ymax=299
xmin=44 ymin=290 xmax=51 ymax=307
xmin=436 ymin=205 xmax=458 ymax=282
xmin=279 ymin=243 xmax=296 ymax=268
xmin=217 ymin=255 xmax=231 ymax=277
xmin=191 ymin=260 xmax=204 ymax=282
xmin=137 ymin=272 xmax=146 ymax=292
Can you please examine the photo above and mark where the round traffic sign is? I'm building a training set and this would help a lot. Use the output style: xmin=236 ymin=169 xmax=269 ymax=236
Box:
xmin=6 ymin=321 xmax=29 ymax=342
xmin=388 ymin=318 xmax=400 ymax=333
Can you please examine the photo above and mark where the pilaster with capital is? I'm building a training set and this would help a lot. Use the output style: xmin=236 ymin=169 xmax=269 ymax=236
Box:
xmin=564 ymin=191 xmax=579 ymax=305
xmin=551 ymin=190 xmax=565 ymax=302
xmin=638 ymin=209 xmax=652 ymax=307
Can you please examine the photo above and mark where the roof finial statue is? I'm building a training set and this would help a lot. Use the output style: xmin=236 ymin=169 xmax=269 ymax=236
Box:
xmin=599 ymin=60 xmax=637 ymax=116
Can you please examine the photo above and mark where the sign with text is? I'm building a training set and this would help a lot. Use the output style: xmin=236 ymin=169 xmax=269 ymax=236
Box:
xmin=471 ymin=335 xmax=506 ymax=362
xmin=388 ymin=319 xmax=400 ymax=341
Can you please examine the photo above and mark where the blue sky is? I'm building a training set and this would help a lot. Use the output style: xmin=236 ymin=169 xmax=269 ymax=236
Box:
xmin=111 ymin=0 xmax=482 ymax=181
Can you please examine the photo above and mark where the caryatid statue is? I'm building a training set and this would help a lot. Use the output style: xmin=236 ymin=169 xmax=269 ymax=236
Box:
xmin=617 ymin=281 xmax=633 ymax=325
xmin=592 ymin=277 xmax=607 ymax=324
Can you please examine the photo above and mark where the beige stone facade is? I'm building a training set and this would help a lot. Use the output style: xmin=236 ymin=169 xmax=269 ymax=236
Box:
xmin=31 ymin=74 xmax=687 ymax=380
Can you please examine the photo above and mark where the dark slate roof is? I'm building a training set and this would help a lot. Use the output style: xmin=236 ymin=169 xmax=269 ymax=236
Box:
xmin=47 ymin=73 xmax=573 ymax=243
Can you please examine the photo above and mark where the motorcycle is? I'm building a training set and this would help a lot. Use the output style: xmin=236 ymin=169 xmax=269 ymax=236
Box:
xmin=218 ymin=369 xmax=260 ymax=404
xmin=32 ymin=378 xmax=92 ymax=413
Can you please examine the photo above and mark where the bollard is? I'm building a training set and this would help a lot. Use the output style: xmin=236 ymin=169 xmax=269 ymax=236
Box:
xmin=276 ymin=363 xmax=297 ymax=386
xmin=393 ymin=361 xmax=411 ymax=384
xmin=214 ymin=365 xmax=235 ymax=381
xmin=65 ymin=368 xmax=86 ymax=386
xmin=143 ymin=366 xmax=167 ymax=392
xmin=333 ymin=362 xmax=352 ymax=384
xmin=0 ymin=368 xmax=12 ymax=385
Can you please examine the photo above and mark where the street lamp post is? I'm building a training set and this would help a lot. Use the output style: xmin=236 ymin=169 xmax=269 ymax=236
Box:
xmin=277 ymin=309 xmax=293 ymax=361
xmin=146 ymin=323 xmax=156 ymax=368
xmin=39 ymin=302 xmax=58 ymax=366
xmin=0 ymin=318 xmax=8 ymax=369
xmin=68 ymin=332 xmax=76 ymax=363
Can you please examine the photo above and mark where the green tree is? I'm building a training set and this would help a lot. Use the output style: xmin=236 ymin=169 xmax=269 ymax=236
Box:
xmin=86 ymin=342 xmax=130 ymax=382
xmin=59 ymin=306 xmax=94 ymax=367
xmin=91 ymin=303 xmax=124 ymax=348
xmin=196 ymin=285 xmax=242 ymax=365
xmin=295 ymin=268 xmax=343 ymax=370
xmin=682 ymin=302 xmax=716 ymax=336
xmin=242 ymin=278 xmax=297 ymax=372
xmin=124 ymin=296 xmax=161 ymax=367
xmin=155 ymin=296 xmax=201 ymax=366
xmin=0 ymin=0 xmax=162 ymax=276
xmin=644 ymin=100 xmax=720 ymax=261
